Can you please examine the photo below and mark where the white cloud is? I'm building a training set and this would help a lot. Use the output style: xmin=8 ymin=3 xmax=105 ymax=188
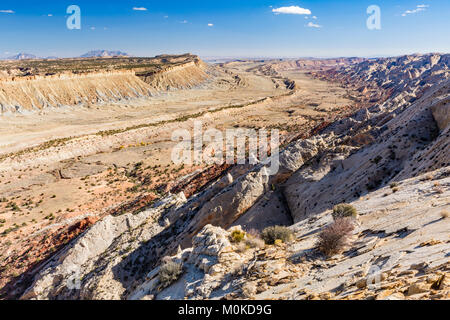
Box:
xmin=180 ymin=20 xmax=188 ymax=24
xmin=48 ymin=14 xmax=53 ymax=17
xmin=207 ymin=23 xmax=214 ymax=27
xmin=272 ymin=6 xmax=311 ymax=15
xmin=0 ymin=10 xmax=15 ymax=14
xmin=90 ymin=27 xmax=96 ymax=30
xmin=401 ymin=4 xmax=429 ymax=16
xmin=307 ymin=22 xmax=322 ymax=28
xmin=133 ymin=7 xmax=148 ymax=11
xmin=312 ymin=16 xmax=317 ymax=19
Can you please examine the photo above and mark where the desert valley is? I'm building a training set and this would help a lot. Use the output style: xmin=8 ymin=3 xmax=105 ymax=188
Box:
xmin=0 ymin=52 xmax=448 ymax=300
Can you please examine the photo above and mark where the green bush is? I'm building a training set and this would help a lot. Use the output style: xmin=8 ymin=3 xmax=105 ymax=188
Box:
xmin=158 ymin=261 xmax=183 ymax=289
xmin=230 ymin=230 xmax=246 ymax=243
xmin=332 ymin=204 xmax=358 ymax=221
xmin=261 ymin=226 xmax=293 ymax=245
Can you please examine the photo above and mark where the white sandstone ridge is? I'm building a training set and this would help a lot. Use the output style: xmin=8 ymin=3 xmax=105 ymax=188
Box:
xmin=0 ymin=55 xmax=209 ymax=113
xmin=21 ymin=193 xmax=188 ymax=300
xmin=132 ymin=168 xmax=449 ymax=300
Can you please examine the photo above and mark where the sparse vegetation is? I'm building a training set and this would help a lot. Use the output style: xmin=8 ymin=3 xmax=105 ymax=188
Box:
xmin=372 ymin=155 xmax=383 ymax=164
xmin=230 ymin=230 xmax=246 ymax=243
xmin=234 ymin=229 xmax=265 ymax=252
xmin=347 ymin=132 xmax=375 ymax=147
xmin=332 ymin=204 xmax=358 ymax=221
xmin=158 ymin=261 xmax=183 ymax=289
xmin=261 ymin=225 xmax=293 ymax=245
xmin=441 ymin=210 xmax=449 ymax=219
xmin=317 ymin=218 xmax=354 ymax=257
xmin=6 ymin=202 xmax=21 ymax=212
xmin=390 ymin=182 xmax=399 ymax=189
xmin=433 ymin=182 xmax=444 ymax=194
xmin=245 ymin=236 xmax=265 ymax=249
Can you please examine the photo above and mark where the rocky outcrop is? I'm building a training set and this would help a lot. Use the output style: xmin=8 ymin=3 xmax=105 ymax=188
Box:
xmin=0 ymin=72 xmax=152 ymax=113
xmin=129 ymin=225 xmax=241 ymax=300
xmin=21 ymin=193 xmax=187 ymax=300
xmin=285 ymin=79 xmax=449 ymax=221
xmin=137 ymin=59 xmax=208 ymax=90
xmin=257 ymin=57 xmax=365 ymax=76
xmin=431 ymin=95 xmax=450 ymax=131
xmin=0 ymin=55 xmax=209 ymax=113
xmin=317 ymin=54 xmax=449 ymax=109
xmin=135 ymin=168 xmax=449 ymax=301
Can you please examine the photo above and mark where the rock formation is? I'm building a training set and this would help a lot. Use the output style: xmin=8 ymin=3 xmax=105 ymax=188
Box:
xmin=0 ymin=54 xmax=209 ymax=113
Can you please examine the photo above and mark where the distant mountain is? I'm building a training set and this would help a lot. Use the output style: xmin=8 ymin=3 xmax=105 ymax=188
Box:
xmin=80 ymin=50 xmax=130 ymax=58
xmin=7 ymin=53 xmax=38 ymax=60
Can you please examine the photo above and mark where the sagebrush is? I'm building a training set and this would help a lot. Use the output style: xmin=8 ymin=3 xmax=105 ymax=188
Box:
xmin=261 ymin=225 xmax=293 ymax=245
xmin=332 ymin=203 xmax=358 ymax=220
xmin=158 ymin=261 xmax=183 ymax=289
xmin=317 ymin=218 xmax=354 ymax=257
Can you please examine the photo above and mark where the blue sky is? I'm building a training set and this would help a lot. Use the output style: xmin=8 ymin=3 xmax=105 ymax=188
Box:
xmin=0 ymin=0 xmax=448 ymax=58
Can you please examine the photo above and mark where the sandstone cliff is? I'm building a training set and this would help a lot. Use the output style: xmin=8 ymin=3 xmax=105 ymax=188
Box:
xmin=0 ymin=54 xmax=209 ymax=113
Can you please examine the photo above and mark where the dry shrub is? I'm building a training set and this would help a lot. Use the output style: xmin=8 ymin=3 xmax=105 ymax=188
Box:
xmin=317 ymin=218 xmax=354 ymax=257
xmin=390 ymin=182 xmax=399 ymax=189
xmin=332 ymin=204 xmax=358 ymax=221
xmin=235 ymin=242 xmax=248 ymax=253
xmin=347 ymin=132 xmax=375 ymax=147
xmin=243 ymin=229 xmax=265 ymax=249
xmin=261 ymin=226 xmax=293 ymax=245
xmin=433 ymin=182 xmax=444 ymax=194
xmin=247 ymin=228 xmax=261 ymax=238
xmin=245 ymin=236 xmax=265 ymax=249
xmin=158 ymin=261 xmax=183 ymax=289
xmin=441 ymin=210 xmax=449 ymax=219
